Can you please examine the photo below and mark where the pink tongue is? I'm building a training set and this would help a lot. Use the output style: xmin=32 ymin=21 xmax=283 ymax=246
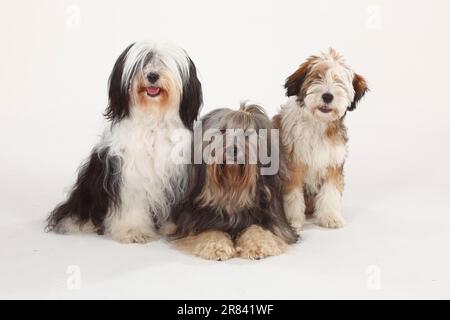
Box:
xmin=146 ymin=87 xmax=161 ymax=95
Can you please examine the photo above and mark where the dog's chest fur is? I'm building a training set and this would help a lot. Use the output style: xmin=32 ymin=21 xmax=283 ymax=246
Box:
xmin=280 ymin=100 xmax=347 ymax=194
xmin=101 ymin=109 xmax=190 ymax=218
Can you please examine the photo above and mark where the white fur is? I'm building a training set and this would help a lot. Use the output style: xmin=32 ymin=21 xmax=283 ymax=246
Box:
xmin=54 ymin=216 xmax=96 ymax=234
xmin=101 ymin=107 xmax=191 ymax=243
xmin=315 ymin=182 xmax=345 ymax=228
xmin=280 ymin=97 xmax=347 ymax=229
xmin=122 ymin=41 xmax=191 ymax=94
xmin=283 ymin=187 xmax=306 ymax=232
xmin=56 ymin=107 xmax=191 ymax=242
xmin=50 ymin=41 xmax=197 ymax=243
xmin=278 ymin=50 xmax=357 ymax=231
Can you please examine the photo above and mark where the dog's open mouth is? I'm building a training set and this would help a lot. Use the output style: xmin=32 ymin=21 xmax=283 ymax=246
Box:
xmin=146 ymin=86 xmax=161 ymax=97
xmin=318 ymin=106 xmax=333 ymax=113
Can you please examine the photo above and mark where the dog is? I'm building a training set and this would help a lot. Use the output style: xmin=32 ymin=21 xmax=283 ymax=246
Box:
xmin=274 ymin=49 xmax=368 ymax=231
xmin=171 ymin=104 xmax=298 ymax=260
xmin=46 ymin=41 xmax=203 ymax=243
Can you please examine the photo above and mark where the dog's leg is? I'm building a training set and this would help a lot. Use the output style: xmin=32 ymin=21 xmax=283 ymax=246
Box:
xmin=236 ymin=225 xmax=288 ymax=260
xmin=283 ymin=187 xmax=306 ymax=232
xmin=173 ymin=231 xmax=236 ymax=261
xmin=105 ymin=210 xmax=158 ymax=244
xmin=159 ymin=220 xmax=177 ymax=237
xmin=104 ymin=188 xmax=159 ymax=244
xmin=282 ymin=162 xmax=307 ymax=232
xmin=315 ymin=166 xmax=345 ymax=228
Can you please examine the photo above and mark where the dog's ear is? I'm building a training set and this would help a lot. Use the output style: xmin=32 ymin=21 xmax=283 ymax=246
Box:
xmin=348 ymin=73 xmax=368 ymax=111
xmin=104 ymin=43 xmax=134 ymax=122
xmin=284 ymin=60 xmax=311 ymax=97
xmin=179 ymin=57 xmax=203 ymax=130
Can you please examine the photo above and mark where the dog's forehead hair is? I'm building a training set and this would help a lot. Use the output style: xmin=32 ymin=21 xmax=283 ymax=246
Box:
xmin=143 ymin=52 xmax=154 ymax=66
xmin=142 ymin=52 xmax=166 ymax=71
xmin=308 ymin=58 xmax=352 ymax=81
xmin=220 ymin=111 xmax=255 ymax=130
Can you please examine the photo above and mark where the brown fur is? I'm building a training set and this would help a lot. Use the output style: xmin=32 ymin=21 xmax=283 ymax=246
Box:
xmin=277 ymin=50 xmax=368 ymax=230
xmin=195 ymin=164 xmax=258 ymax=214
xmin=135 ymin=87 xmax=170 ymax=111
xmin=272 ymin=114 xmax=282 ymax=129
xmin=283 ymin=162 xmax=308 ymax=194
xmin=285 ymin=56 xmax=320 ymax=98
xmin=236 ymin=225 xmax=288 ymax=260
xmin=349 ymin=73 xmax=369 ymax=111
xmin=304 ymin=191 xmax=316 ymax=215
xmin=131 ymin=71 xmax=180 ymax=115
xmin=353 ymin=74 xmax=368 ymax=100
xmin=173 ymin=230 xmax=236 ymax=261
xmin=326 ymin=120 xmax=348 ymax=143
xmin=285 ymin=165 xmax=344 ymax=216
xmin=326 ymin=166 xmax=344 ymax=193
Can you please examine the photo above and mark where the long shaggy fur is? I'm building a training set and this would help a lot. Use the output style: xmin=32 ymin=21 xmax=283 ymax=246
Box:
xmin=172 ymin=104 xmax=298 ymax=259
xmin=47 ymin=41 xmax=203 ymax=243
xmin=276 ymin=49 xmax=368 ymax=231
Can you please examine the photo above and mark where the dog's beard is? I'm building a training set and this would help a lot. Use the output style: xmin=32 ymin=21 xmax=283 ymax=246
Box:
xmin=195 ymin=163 xmax=258 ymax=211
xmin=218 ymin=162 xmax=258 ymax=189
xmin=304 ymin=95 xmax=348 ymax=122
xmin=130 ymin=71 xmax=180 ymax=115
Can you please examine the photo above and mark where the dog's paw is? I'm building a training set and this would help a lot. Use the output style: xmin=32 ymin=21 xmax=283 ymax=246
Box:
xmin=195 ymin=238 xmax=236 ymax=261
xmin=288 ymin=217 xmax=305 ymax=234
xmin=158 ymin=221 xmax=177 ymax=237
xmin=236 ymin=225 xmax=287 ymax=260
xmin=111 ymin=229 xmax=158 ymax=244
xmin=318 ymin=214 xmax=346 ymax=229
xmin=174 ymin=231 xmax=236 ymax=261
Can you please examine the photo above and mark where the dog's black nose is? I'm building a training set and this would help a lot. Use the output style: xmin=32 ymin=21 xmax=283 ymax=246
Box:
xmin=147 ymin=72 xmax=160 ymax=83
xmin=322 ymin=93 xmax=334 ymax=103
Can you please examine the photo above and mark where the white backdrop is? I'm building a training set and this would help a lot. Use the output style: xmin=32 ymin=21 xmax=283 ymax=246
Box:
xmin=1 ymin=0 xmax=450 ymax=299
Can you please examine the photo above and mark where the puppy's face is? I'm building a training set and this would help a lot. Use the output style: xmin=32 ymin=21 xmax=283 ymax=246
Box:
xmin=285 ymin=49 xmax=368 ymax=122
xmin=303 ymin=59 xmax=354 ymax=121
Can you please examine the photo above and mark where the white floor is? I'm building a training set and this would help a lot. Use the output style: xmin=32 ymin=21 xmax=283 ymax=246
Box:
xmin=1 ymin=122 xmax=450 ymax=299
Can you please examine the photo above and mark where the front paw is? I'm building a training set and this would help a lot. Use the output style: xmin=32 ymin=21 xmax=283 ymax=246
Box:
xmin=173 ymin=231 xmax=236 ymax=261
xmin=111 ymin=228 xmax=158 ymax=244
xmin=318 ymin=213 xmax=346 ymax=229
xmin=236 ymin=225 xmax=287 ymax=260
xmin=195 ymin=238 xmax=236 ymax=261
xmin=288 ymin=216 xmax=305 ymax=234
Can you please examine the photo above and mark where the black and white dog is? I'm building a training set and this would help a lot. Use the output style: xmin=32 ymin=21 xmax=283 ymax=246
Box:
xmin=47 ymin=41 xmax=203 ymax=243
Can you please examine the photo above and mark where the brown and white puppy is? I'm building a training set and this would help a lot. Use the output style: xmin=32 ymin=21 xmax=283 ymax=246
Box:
xmin=274 ymin=49 xmax=368 ymax=231
xmin=171 ymin=104 xmax=298 ymax=260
